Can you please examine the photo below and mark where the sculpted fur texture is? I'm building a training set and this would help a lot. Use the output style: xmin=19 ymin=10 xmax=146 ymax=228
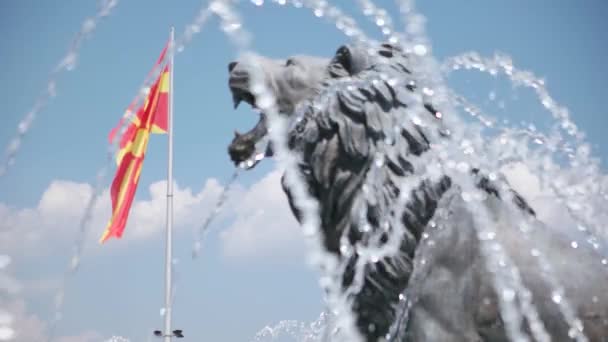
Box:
xmin=226 ymin=43 xmax=608 ymax=341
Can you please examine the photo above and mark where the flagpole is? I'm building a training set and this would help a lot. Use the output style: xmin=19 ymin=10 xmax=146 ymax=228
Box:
xmin=163 ymin=26 xmax=175 ymax=342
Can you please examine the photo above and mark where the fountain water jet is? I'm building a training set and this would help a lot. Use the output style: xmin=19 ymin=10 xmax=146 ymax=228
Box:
xmin=220 ymin=2 xmax=608 ymax=341
xmin=0 ymin=0 xmax=119 ymax=179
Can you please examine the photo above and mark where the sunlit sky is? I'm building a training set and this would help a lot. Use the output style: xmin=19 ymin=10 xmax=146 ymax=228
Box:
xmin=1 ymin=0 xmax=607 ymax=341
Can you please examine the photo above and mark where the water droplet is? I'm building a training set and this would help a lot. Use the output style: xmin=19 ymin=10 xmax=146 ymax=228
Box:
xmin=571 ymin=241 xmax=578 ymax=249
xmin=530 ymin=249 xmax=540 ymax=257
xmin=399 ymin=293 xmax=405 ymax=301
xmin=568 ymin=328 xmax=580 ymax=338
xmin=374 ymin=156 xmax=385 ymax=167
xmin=551 ymin=292 xmax=562 ymax=304
xmin=48 ymin=81 xmax=57 ymax=98
xmin=70 ymin=256 xmax=80 ymax=270
xmin=340 ymin=244 xmax=350 ymax=255
xmin=362 ymin=184 xmax=372 ymax=195
xmin=381 ymin=221 xmax=390 ymax=231
xmin=251 ymin=0 xmax=263 ymax=5
xmin=384 ymin=135 xmax=394 ymax=145
xmin=602 ymin=259 xmax=607 ymax=266
xmin=257 ymin=94 xmax=275 ymax=110
xmin=480 ymin=231 xmax=496 ymax=240
xmin=502 ymin=288 xmax=515 ymax=301
xmin=456 ymin=162 xmax=469 ymax=173
xmin=413 ymin=44 xmax=427 ymax=56
xmin=422 ymin=87 xmax=434 ymax=96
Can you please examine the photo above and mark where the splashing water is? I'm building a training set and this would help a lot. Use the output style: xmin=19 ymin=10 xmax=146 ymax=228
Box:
xmin=210 ymin=1 xmax=365 ymax=340
xmin=5 ymin=0 xmax=606 ymax=341
xmin=210 ymin=1 xmax=608 ymax=342
xmin=103 ymin=336 xmax=131 ymax=342
xmin=252 ymin=311 xmax=330 ymax=342
xmin=46 ymin=166 xmax=109 ymax=342
xmin=192 ymin=169 xmax=241 ymax=258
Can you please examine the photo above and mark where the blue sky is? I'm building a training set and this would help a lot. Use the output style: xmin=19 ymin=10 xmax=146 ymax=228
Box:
xmin=1 ymin=0 xmax=607 ymax=341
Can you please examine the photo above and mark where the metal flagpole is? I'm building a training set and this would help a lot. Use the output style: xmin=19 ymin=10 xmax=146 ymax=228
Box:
xmin=163 ymin=26 xmax=175 ymax=342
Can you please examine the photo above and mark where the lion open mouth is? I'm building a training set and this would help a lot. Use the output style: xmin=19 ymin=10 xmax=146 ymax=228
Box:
xmin=227 ymin=79 xmax=271 ymax=168
xmin=231 ymin=86 xmax=257 ymax=110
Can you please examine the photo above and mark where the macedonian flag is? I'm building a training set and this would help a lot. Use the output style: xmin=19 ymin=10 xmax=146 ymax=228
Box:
xmin=100 ymin=45 xmax=171 ymax=244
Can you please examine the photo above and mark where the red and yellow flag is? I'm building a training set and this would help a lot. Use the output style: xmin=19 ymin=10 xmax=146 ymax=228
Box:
xmin=100 ymin=45 xmax=171 ymax=244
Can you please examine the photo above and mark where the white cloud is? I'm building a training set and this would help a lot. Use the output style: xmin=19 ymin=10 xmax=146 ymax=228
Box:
xmin=220 ymin=169 xmax=304 ymax=261
xmin=0 ymin=168 xmax=306 ymax=264
xmin=0 ymin=299 xmax=46 ymax=342
xmin=0 ymin=177 xmax=229 ymax=258
xmin=95 ymin=177 xmax=228 ymax=242
xmin=0 ymin=298 xmax=103 ymax=342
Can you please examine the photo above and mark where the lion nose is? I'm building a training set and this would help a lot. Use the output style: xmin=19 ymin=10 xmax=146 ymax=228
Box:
xmin=228 ymin=61 xmax=238 ymax=72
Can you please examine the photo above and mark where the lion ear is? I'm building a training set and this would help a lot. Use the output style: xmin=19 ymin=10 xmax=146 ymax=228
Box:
xmin=328 ymin=44 xmax=376 ymax=78
xmin=328 ymin=45 xmax=353 ymax=78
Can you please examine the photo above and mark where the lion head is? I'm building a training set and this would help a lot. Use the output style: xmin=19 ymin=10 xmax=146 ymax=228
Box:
xmin=226 ymin=43 xmax=401 ymax=166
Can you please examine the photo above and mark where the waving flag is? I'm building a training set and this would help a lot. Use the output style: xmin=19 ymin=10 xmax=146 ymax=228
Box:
xmin=100 ymin=44 xmax=171 ymax=244
xmin=108 ymin=43 xmax=168 ymax=145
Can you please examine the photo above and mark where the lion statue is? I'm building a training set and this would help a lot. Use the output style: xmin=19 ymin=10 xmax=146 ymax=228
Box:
xmin=225 ymin=42 xmax=608 ymax=341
